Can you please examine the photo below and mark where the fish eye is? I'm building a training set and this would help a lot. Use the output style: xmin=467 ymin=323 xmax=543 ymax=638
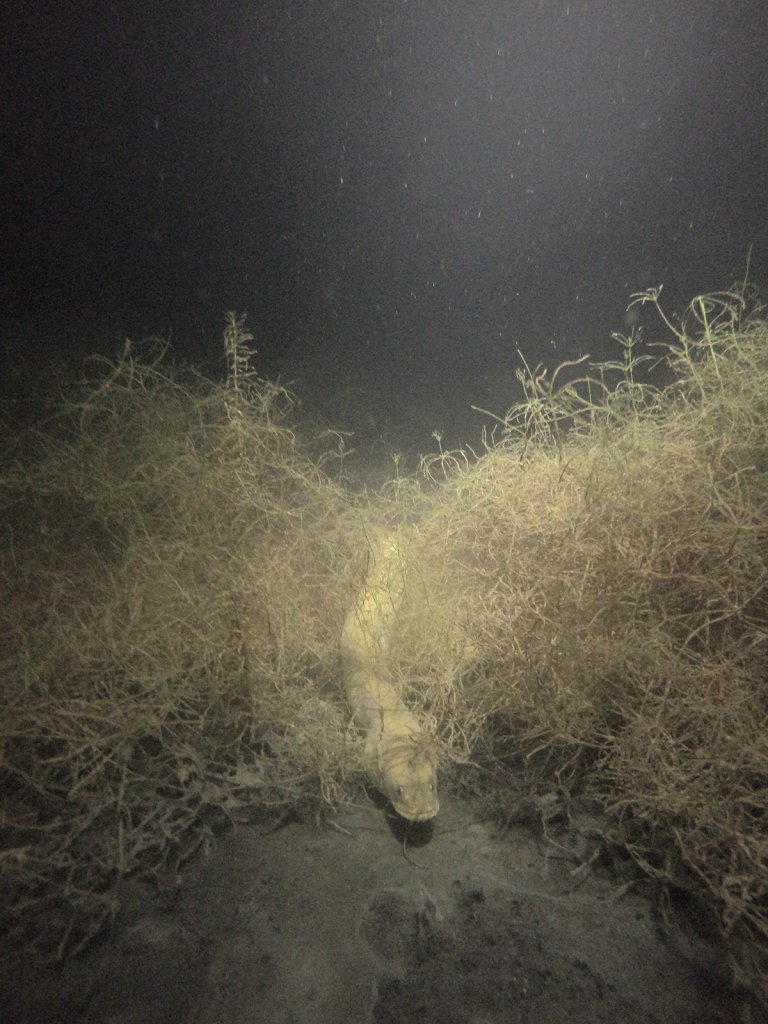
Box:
xmin=396 ymin=786 xmax=404 ymax=798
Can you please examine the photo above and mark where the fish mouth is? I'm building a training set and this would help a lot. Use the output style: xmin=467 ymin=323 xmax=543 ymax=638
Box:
xmin=394 ymin=801 xmax=440 ymax=822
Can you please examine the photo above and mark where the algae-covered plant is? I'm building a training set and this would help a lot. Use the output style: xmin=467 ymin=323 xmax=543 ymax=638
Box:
xmin=0 ymin=315 xmax=370 ymax=956
xmin=1 ymin=292 xmax=767 ymax=1007
xmin=392 ymin=287 xmax=768 ymax=1002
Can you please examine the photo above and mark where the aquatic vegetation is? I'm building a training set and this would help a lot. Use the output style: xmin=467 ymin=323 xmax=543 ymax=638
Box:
xmin=2 ymin=288 xmax=767 ymax=1007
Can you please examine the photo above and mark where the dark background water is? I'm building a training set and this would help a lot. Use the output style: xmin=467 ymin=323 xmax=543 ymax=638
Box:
xmin=3 ymin=0 xmax=767 ymax=456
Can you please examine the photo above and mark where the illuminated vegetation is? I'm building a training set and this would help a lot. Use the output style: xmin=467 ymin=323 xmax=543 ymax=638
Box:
xmin=1 ymin=292 xmax=767 ymax=1005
